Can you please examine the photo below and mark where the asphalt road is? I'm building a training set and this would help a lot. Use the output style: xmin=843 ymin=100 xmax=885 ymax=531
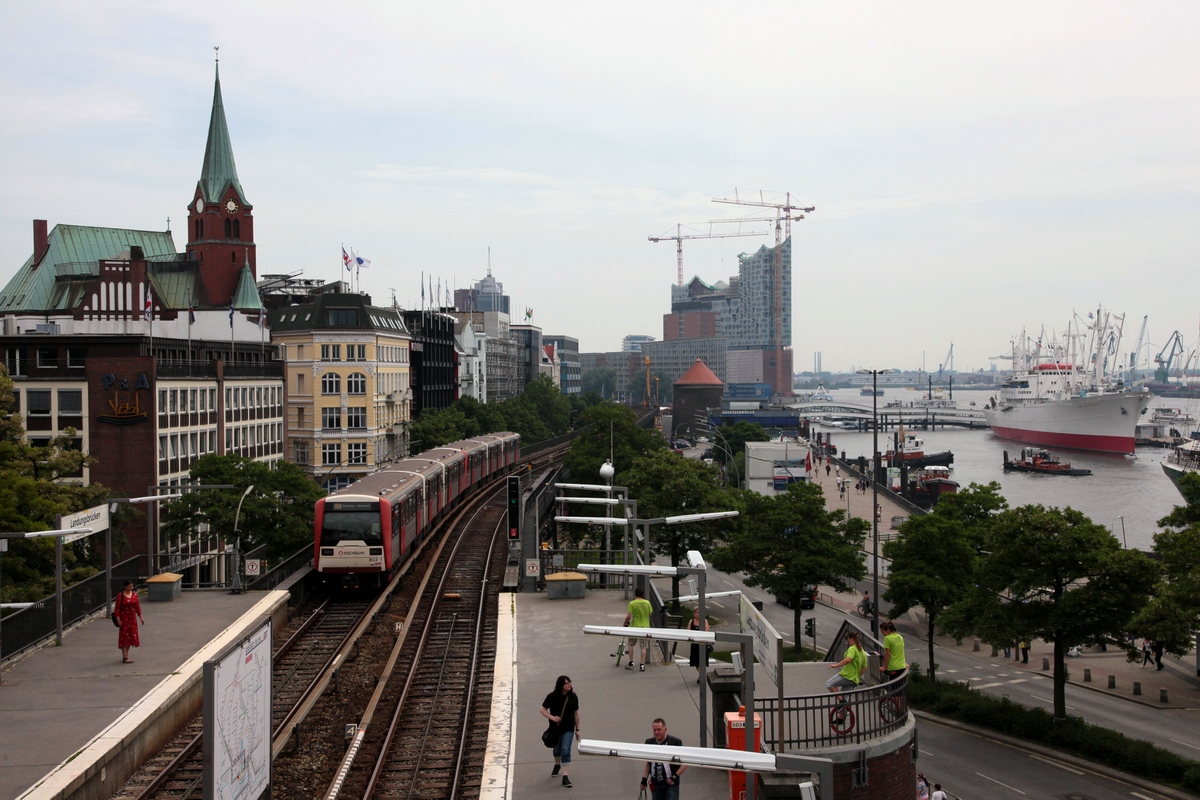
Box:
xmin=697 ymin=567 xmax=1200 ymax=763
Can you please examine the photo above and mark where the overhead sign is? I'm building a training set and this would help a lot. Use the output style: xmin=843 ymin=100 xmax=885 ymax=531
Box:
xmin=739 ymin=593 xmax=783 ymax=691
xmin=61 ymin=505 xmax=110 ymax=543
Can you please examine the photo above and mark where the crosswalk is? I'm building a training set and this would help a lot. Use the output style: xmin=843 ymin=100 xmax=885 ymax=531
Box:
xmin=939 ymin=664 xmax=1044 ymax=691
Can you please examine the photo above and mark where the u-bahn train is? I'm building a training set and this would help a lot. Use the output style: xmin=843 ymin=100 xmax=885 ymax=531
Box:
xmin=313 ymin=432 xmax=520 ymax=587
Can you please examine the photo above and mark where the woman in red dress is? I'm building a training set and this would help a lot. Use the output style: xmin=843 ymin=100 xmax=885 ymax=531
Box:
xmin=114 ymin=580 xmax=145 ymax=663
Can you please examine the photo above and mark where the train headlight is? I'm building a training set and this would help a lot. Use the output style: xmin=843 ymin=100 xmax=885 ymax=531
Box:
xmin=369 ymin=547 xmax=383 ymax=555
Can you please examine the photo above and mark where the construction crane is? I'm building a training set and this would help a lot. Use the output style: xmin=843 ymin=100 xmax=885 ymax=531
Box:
xmin=1154 ymin=331 xmax=1187 ymax=383
xmin=710 ymin=189 xmax=815 ymax=398
xmin=649 ymin=219 xmax=774 ymax=286
xmin=937 ymin=343 xmax=954 ymax=380
xmin=1127 ymin=315 xmax=1149 ymax=376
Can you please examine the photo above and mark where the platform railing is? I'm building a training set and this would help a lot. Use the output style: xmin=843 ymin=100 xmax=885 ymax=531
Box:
xmin=755 ymin=671 xmax=909 ymax=750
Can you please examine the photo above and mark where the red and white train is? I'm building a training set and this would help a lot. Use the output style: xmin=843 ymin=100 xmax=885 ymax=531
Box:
xmin=314 ymin=432 xmax=520 ymax=587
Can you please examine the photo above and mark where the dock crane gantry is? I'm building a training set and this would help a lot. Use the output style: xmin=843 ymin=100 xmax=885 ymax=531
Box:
xmin=649 ymin=219 xmax=775 ymax=287
xmin=711 ymin=189 xmax=815 ymax=397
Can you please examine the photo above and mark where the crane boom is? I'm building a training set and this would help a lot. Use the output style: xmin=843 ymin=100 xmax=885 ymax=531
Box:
xmin=649 ymin=220 xmax=773 ymax=286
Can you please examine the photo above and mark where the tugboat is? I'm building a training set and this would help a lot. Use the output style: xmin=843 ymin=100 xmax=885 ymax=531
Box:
xmin=907 ymin=466 xmax=960 ymax=508
xmin=1002 ymin=448 xmax=1093 ymax=476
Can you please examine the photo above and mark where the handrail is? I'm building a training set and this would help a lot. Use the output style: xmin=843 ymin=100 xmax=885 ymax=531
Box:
xmin=755 ymin=671 xmax=910 ymax=750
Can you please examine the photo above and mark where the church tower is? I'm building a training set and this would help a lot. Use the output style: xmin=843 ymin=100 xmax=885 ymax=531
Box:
xmin=185 ymin=62 xmax=254 ymax=307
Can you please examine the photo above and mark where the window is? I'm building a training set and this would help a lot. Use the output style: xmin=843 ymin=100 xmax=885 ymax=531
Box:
xmin=346 ymin=372 xmax=367 ymax=395
xmin=190 ymin=433 xmax=198 ymax=457
xmin=180 ymin=434 xmax=188 ymax=458
xmin=321 ymin=344 xmax=342 ymax=360
xmin=209 ymin=388 xmax=216 ymax=410
xmin=159 ymin=435 xmax=167 ymax=460
xmin=224 ymin=218 xmax=232 ymax=238
xmin=169 ymin=435 xmax=178 ymax=458
xmin=199 ymin=389 xmax=206 ymax=412
xmin=297 ymin=373 xmax=305 ymax=393
xmin=321 ymin=373 xmax=341 ymax=394
xmin=322 ymin=443 xmax=342 ymax=465
xmin=346 ymin=407 xmax=367 ymax=429
xmin=190 ymin=389 xmax=198 ymax=411
xmin=295 ymin=441 xmax=309 ymax=464
xmin=297 ymin=407 xmax=306 ymax=428
xmin=26 ymin=390 xmax=50 ymax=415
xmin=37 ymin=347 xmax=56 ymax=368
xmin=199 ymin=432 xmax=207 ymax=454
xmin=233 ymin=219 xmax=240 ymax=239
xmin=57 ymin=390 xmax=83 ymax=415
xmin=327 ymin=308 xmax=359 ymax=327
xmin=159 ymin=389 xmax=167 ymax=413
xmin=67 ymin=347 xmax=86 ymax=368
xmin=210 ymin=431 xmax=217 ymax=452
xmin=347 ymin=443 xmax=367 ymax=464
xmin=241 ymin=387 xmax=248 ymax=407
xmin=169 ymin=389 xmax=178 ymax=413
xmin=322 ymin=407 xmax=341 ymax=430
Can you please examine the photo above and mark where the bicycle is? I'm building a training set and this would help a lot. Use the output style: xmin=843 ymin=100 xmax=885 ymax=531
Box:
xmin=612 ymin=638 xmax=626 ymax=666
xmin=856 ymin=600 xmax=874 ymax=618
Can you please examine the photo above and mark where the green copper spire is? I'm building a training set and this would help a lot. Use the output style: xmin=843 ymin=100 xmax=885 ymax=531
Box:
xmin=199 ymin=63 xmax=246 ymax=204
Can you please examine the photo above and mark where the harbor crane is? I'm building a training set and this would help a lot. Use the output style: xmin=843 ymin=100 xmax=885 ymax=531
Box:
xmin=938 ymin=342 xmax=954 ymax=379
xmin=1155 ymin=330 xmax=1188 ymax=383
xmin=649 ymin=219 xmax=774 ymax=287
xmin=1127 ymin=315 xmax=1149 ymax=376
xmin=711 ymin=189 xmax=815 ymax=398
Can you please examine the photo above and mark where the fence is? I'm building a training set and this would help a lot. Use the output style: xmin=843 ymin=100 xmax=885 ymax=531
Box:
xmin=248 ymin=545 xmax=311 ymax=591
xmin=755 ymin=671 xmax=910 ymax=750
xmin=1 ymin=556 xmax=145 ymax=662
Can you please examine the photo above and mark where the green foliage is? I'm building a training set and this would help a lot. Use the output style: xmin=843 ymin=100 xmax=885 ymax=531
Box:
xmin=708 ymin=422 xmax=769 ymax=466
xmin=626 ymin=369 xmax=670 ymax=405
xmin=884 ymin=483 xmax=1004 ymax=680
xmin=408 ymin=375 xmax=575 ymax=452
xmin=907 ymin=672 xmax=1200 ymax=791
xmin=581 ymin=367 xmax=617 ymax=399
xmin=713 ymin=480 xmax=867 ymax=645
xmin=1134 ymin=484 xmax=1200 ymax=655
xmin=940 ymin=503 xmax=1159 ymax=719
xmin=562 ymin=403 xmax=665 ymax=482
xmin=158 ymin=454 xmax=325 ymax=561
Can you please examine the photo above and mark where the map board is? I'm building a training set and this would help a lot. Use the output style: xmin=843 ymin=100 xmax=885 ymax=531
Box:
xmin=204 ymin=620 xmax=272 ymax=800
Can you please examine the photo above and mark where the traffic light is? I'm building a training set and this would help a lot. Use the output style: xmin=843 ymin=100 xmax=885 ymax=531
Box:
xmin=804 ymin=618 xmax=815 ymax=638
xmin=507 ymin=476 xmax=521 ymax=540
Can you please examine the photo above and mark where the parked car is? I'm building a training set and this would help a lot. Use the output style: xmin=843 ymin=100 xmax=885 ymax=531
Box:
xmin=697 ymin=436 xmax=710 ymax=443
xmin=774 ymin=585 xmax=817 ymax=610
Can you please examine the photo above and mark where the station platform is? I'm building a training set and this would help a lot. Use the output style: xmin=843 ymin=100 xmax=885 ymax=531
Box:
xmin=484 ymin=589 xmax=747 ymax=800
xmin=0 ymin=588 xmax=290 ymax=800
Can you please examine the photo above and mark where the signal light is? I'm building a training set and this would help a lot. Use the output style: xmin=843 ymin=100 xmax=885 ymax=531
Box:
xmin=804 ymin=618 xmax=815 ymax=638
xmin=507 ymin=476 xmax=521 ymax=540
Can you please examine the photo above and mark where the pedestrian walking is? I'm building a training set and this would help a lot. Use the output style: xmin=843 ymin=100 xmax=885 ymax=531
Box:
xmin=540 ymin=675 xmax=580 ymax=788
xmin=687 ymin=608 xmax=711 ymax=685
xmin=834 ymin=465 xmax=840 ymax=478
xmin=880 ymin=621 xmax=906 ymax=680
xmin=641 ymin=718 xmax=686 ymax=800
xmin=1019 ymin=640 xmax=1030 ymax=664
xmin=1140 ymin=638 xmax=1153 ymax=667
xmin=114 ymin=579 xmax=145 ymax=664
xmin=916 ymin=773 xmax=930 ymax=800
xmin=1153 ymin=641 xmax=1164 ymax=670
xmin=931 ymin=783 xmax=947 ymax=800
xmin=624 ymin=586 xmax=653 ymax=671
xmin=825 ymin=463 xmax=831 ymax=476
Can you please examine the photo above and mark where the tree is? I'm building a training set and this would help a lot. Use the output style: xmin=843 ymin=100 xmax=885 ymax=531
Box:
xmin=1133 ymin=472 xmax=1200 ymax=655
xmin=159 ymin=454 xmax=325 ymax=562
xmin=940 ymin=504 xmax=1159 ymax=720
xmin=713 ymin=481 xmax=868 ymax=646
xmin=708 ymin=421 xmax=769 ymax=465
xmin=581 ymin=367 xmax=617 ymax=399
xmin=626 ymin=369 xmax=670 ymax=405
xmin=562 ymin=403 xmax=665 ymax=482
xmin=624 ymin=451 xmax=740 ymax=604
xmin=884 ymin=483 xmax=1006 ymax=679
xmin=408 ymin=407 xmax=478 ymax=453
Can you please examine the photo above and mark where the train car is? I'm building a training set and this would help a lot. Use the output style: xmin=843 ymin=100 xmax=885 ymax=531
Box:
xmin=314 ymin=432 xmax=520 ymax=587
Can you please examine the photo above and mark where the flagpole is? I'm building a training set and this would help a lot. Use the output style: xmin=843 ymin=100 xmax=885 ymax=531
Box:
xmin=186 ymin=290 xmax=192 ymax=366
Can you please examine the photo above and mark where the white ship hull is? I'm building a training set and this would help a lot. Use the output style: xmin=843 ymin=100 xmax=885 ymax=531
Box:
xmin=984 ymin=390 xmax=1147 ymax=454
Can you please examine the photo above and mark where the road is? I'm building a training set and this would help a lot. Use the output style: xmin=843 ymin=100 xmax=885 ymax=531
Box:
xmin=697 ymin=567 xmax=1200 ymax=763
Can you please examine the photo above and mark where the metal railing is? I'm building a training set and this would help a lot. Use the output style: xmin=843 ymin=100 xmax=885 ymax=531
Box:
xmin=755 ymin=671 xmax=910 ymax=750
xmin=1 ymin=556 xmax=145 ymax=662
xmin=248 ymin=545 xmax=312 ymax=591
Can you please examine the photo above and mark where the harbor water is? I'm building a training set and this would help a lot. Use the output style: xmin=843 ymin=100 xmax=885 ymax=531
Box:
xmin=805 ymin=387 xmax=1192 ymax=552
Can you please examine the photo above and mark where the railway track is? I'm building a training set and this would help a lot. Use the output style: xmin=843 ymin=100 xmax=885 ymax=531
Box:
xmin=325 ymin=490 xmax=506 ymax=800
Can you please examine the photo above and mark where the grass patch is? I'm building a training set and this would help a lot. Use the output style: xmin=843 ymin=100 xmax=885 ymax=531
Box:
xmin=907 ymin=672 xmax=1200 ymax=794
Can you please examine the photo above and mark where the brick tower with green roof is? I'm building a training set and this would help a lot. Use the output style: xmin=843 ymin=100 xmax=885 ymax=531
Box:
xmin=185 ymin=62 xmax=254 ymax=308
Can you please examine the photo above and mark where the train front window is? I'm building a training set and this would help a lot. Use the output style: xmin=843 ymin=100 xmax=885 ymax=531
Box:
xmin=321 ymin=501 xmax=382 ymax=546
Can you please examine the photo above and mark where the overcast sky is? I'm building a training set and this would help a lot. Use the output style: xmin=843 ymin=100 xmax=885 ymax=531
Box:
xmin=2 ymin=2 xmax=1197 ymax=374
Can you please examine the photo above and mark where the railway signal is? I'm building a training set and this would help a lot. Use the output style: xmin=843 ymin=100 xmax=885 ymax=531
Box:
xmin=507 ymin=476 xmax=521 ymax=540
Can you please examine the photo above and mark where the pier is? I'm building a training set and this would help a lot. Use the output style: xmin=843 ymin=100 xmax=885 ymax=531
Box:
xmin=787 ymin=400 xmax=989 ymax=430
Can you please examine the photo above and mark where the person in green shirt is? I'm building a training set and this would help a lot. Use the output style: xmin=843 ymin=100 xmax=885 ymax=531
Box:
xmin=880 ymin=621 xmax=907 ymax=680
xmin=623 ymin=586 xmax=653 ymax=671
xmin=825 ymin=630 xmax=867 ymax=694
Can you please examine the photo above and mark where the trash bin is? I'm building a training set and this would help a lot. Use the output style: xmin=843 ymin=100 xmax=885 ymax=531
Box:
xmin=545 ymin=571 xmax=587 ymax=599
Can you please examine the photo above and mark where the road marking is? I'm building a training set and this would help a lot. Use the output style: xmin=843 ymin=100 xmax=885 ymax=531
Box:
xmin=975 ymin=682 xmax=1005 ymax=689
xmin=1027 ymin=753 xmax=1084 ymax=775
xmin=721 ymin=579 xmax=736 ymax=587
xmin=976 ymin=772 xmax=1026 ymax=794
xmin=1007 ymin=679 xmax=1028 ymax=684
xmin=943 ymin=669 xmax=959 ymax=673
xmin=1170 ymin=738 xmax=1200 ymax=752
xmin=1132 ymin=793 xmax=1162 ymax=800
xmin=1029 ymin=694 xmax=1074 ymax=710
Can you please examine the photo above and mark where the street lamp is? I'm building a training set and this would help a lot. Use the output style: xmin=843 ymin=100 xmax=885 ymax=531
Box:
xmin=856 ymin=367 xmax=894 ymax=639
xmin=230 ymin=485 xmax=255 ymax=594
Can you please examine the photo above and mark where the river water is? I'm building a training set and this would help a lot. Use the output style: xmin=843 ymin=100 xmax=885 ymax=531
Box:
xmin=803 ymin=387 xmax=1194 ymax=552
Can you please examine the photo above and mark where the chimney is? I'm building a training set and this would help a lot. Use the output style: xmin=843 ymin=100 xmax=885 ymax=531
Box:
xmin=33 ymin=220 xmax=49 ymax=264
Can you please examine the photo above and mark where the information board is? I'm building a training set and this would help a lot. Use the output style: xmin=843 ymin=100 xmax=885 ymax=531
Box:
xmin=738 ymin=593 xmax=783 ymax=691
xmin=204 ymin=619 xmax=272 ymax=800
xmin=60 ymin=504 xmax=110 ymax=543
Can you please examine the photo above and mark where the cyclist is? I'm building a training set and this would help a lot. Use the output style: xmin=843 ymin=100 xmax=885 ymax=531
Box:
xmin=879 ymin=621 xmax=907 ymax=680
xmin=826 ymin=630 xmax=867 ymax=710
xmin=858 ymin=591 xmax=873 ymax=616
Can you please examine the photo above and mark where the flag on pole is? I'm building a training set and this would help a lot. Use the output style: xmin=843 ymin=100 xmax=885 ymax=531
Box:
xmin=229 ymin=299 xmax=235 ymax=328
xmin=144 ymin=294 xmax=152 ymax=322
xmin=421 ymin=271 xmax=425 ymax=306
xmin=352 ymin=250 xmax=371 ymax=269
xmin=258 ymin=306 xmax=265 ymax=330
xmin=805 ymin=452 xmax=812 ymax=474
xmin=188 ymin=305 xmax=196 ymax=325
xmin=342 ymin=247 xmax=352 ymax=272
xmin=525 ymin=307 xmax=533 ymax=321
xmin=445 ymin=285 xmax=450 ymax=306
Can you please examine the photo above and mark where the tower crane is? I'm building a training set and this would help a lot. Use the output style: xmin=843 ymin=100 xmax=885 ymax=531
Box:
xmin=937 ymin=342 xmax=953 ymax=380
xmin=710 ymin=189 xmax=815 ymax=398
xmin=649 ymin=219 xmax=774 ymax=287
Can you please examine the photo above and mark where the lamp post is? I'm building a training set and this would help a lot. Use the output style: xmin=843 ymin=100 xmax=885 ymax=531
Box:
xmin=856 ymin=367 xmax=894 ymax=639
xmin=230 ymin=484 xmax=255 ymax=594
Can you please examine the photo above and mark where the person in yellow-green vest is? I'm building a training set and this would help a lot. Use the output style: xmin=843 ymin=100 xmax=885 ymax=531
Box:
xmin=880 ymin=621 xmax=907 ymax=681
xmin=826 ymin=630 xmax=867 ymax=695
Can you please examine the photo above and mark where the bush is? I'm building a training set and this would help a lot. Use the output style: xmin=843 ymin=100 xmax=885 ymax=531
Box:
xmin=907 ymin=672 xmax=1200 ymax=791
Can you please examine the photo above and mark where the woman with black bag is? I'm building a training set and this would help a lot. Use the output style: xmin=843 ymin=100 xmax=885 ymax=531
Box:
xmin=687 ymin=608 xmax=711 ymax=685
xmin=540 ymin=675 xmax=580 ymax=788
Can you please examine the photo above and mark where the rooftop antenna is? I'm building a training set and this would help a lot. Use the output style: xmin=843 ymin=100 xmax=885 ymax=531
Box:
xmin=214 ymin=46 xmax=219 ymax=63
xmin=487 ymin=245 xmax=492 ymax=277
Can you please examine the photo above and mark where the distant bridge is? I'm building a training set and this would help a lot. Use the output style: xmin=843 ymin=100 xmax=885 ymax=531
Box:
xmin=786 ymin=401 xmax=989 ymax=430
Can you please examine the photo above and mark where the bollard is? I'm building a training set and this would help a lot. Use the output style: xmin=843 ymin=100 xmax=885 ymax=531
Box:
xmin=1042 ymin=656 xmax=1050 ymax=671
xmin=955 ymin=638 xmax=963 ymax=646
xmin=1133 ymin=681 xmax=1142 ymax=696
xmin=1161 ymin=688 xmax=1169 ymax=704
xmin=1108 ymin=675 xmax=1116 ymax=689
xmin=973 ymin=638 xmax=980 ymax=652
xmin=991 ymin=645 xmax=999 ymax=657
xmin=1083 ymin=668 xmax=1091 ymax=683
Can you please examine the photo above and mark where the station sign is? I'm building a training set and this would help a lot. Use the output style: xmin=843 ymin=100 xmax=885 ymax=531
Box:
xmin=60 ymin=505 xmax=110 ymax=543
